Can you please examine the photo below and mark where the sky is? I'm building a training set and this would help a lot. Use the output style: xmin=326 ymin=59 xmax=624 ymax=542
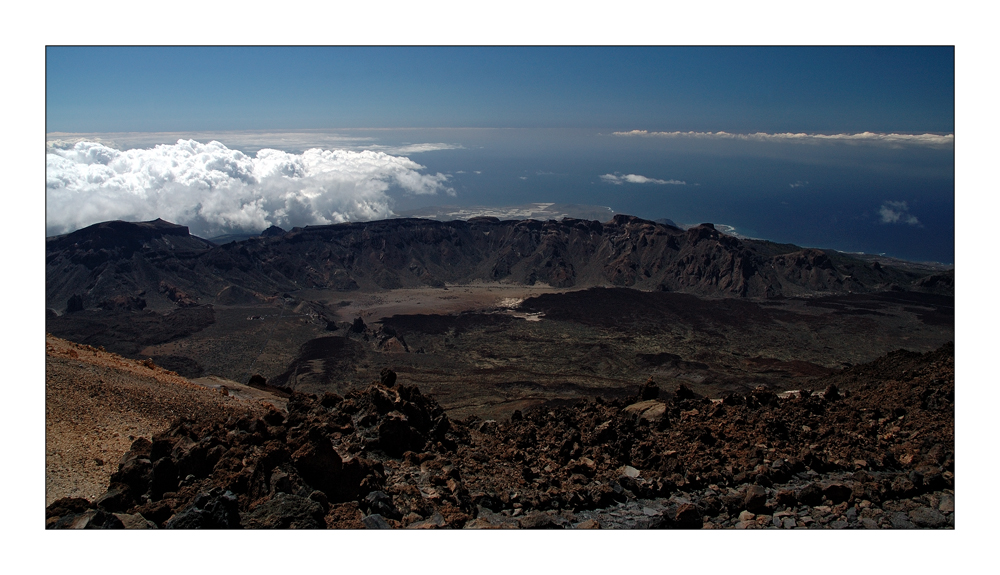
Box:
xmin=46 ymin=46 xmax=955 ymax=263
xmin=47 ymin=46 xmax=954 ymax=133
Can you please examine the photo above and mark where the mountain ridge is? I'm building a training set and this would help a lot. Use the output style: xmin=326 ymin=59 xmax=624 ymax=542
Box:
xmin=45 ymin=215 xmax=951 ymax=314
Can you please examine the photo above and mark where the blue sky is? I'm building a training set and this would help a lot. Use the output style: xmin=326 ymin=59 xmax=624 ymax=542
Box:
xmin=46 ymin=46 xmax=954 ymax=133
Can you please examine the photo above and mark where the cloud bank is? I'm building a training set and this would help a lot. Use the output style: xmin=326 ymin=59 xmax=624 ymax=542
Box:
xmin=879 ymin=201 xmax=920 ymax=225
xmin=46 ymin=139 xmax=454 ymax=237
xmin=613 ymin=130 xmax=954 ymax=148
xmin=45 ymin=131 xmax=461 ymax=156
xmin=600 ymin=173 xmax=686 ymax=185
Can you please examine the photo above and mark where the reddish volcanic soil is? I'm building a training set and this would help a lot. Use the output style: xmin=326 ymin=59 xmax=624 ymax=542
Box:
xmin=45 ymin=335 xmax=271 ymax=506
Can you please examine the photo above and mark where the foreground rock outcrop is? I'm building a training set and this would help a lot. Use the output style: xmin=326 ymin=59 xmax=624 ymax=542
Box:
xmin=47 ymin=343 xmax=954 ymax=529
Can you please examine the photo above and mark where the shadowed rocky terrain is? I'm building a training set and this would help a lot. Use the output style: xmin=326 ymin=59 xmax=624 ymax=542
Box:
xmin=46 ymin=343 xmax=953 ymax=529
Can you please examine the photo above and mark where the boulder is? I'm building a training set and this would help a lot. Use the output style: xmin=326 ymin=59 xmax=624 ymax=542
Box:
xmin=363 ymin=490 xmax=402 ymax=520
xmin=797 ymin=483 xmax=824 ymax=506
xmin=362 ymin=514 xmax=392 ymax=529
xmin=48 ymin=509 xmax=124 ymax=529
xmin=748 ymin=386 xmax=778 ymax=408
xmin=889 ymin=511 xmax=915 ymax=529
xmin=639 ymin=378 xmax=660 ymax=400
xmin=377 ymin=412 xmax=426 ymax=457
xmin=408 ymin=512 xmax=447 ymax=529
xmin=45 ymin=497 xmax=92 ymax=519
xmin=291 ymin=435 xmax=345 ymax=498
xmin=823 ymin=384 xmax=841 ymax=401
xmin=822 ymin=482 xmax=852 ymax=504
xmin=351 ymin=317 xmax=367 ymax=333
xmin=95 ymin=485 xmax=133 ymax=512
xmin=114 ymin=513 xmax=158 ymax=529
xmin=908 ymin=507 xmax=948 ymax=528
xmin=164 ymin=489 xmax=241 ymax=529
xmin=675 ymin=383 xmax=696 ymax=401
xmin=890 ymin=476 xmax=918 ymax=498
xmin=380 ymin=368 xmax=397 ymax=387
xmin=623 ymin=400 xmax=667 ymax=422
xmin=518 ymin=511 xmax=569 ymax=529
xmin=744 ymin=485 xmax=768 ymax=512
xmin=568 ymin=457 xmax=597 ymax=477
xmin=244 ymin=493 xmax=325 ymax=529
xmin=672 ymin=503 xmax=703 ymax=528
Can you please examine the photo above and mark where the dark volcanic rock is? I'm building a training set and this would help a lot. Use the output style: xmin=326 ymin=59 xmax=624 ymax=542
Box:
xmin=908 ymin=506 xmax=948 ymax=528
xmin=674 ymin=383 xmax=696 ymax=401
xmin=363 ymin=490 xmax=402 ymax=520
xmin=362 ymin=514 xmax=392 ymax=529
xmin=744 ymin=485 xmax=768 ymax=512
xmin=672 ymin=503 xmax=703 ymax=528
xmin=290 ymin=434 xmax=354 ymax=501
xmin=244 ymin=493 xmax=325 ymax=529
xmin=95 ymin=485 xmax=133 ymax=513
xmin=639 ymin=378 xmax=660 ymax=400
xmin=822 ymin=482 xmax=852 ymax=504
xmin=518 ymin=511 xmax=569 ymax=529
xmin=48 ymin=509 xmax=124 ymax=529
xmin=380 ymin=368 xmax=397 ymax=387
xmin=46 ymin=497 xmax=93 ymax=519
xmin=797 ymin=483 xmax=824 ymax=506
xmin=164 ymin=489 xmax=241 ymax=529
xmin=377 ymin=413 xmax=426 ymax=457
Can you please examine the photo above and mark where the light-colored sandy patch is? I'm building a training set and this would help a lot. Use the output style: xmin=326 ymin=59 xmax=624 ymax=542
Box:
xmin=329 ymin=283 xmax=581 ymax=323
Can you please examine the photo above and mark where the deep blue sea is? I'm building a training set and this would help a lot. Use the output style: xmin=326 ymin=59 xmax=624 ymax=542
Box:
xmin=382 ymin=129 xmax=954 ymax=264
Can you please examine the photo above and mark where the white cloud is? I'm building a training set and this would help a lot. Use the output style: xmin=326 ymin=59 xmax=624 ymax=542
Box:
xmin=879 ymin=200 xmax=920 ymax=225
xmin=600 ymin=173 xmax=686 ymax=185
xmin=367 ymin=143 xmax=462 ymax=155
xmin=613 ymin=130 xmax=954 ymax=148
xmin=45 ymin=131 xmax=461 ymax=156
xmin=789 ymin=181 xmax=808 ymax=188
xmin=46 ymin=139 xmax=455 ymax=237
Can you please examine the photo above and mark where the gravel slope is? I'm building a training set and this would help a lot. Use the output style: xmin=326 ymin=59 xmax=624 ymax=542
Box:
xmin=45 ymin=335 xmax=270 ymax=505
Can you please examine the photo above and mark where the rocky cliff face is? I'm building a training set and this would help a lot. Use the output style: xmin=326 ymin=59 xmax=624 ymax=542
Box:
xmin=46 ymin=216 xmax=944 ymax=313
xmin=46 ymin=219 xmax=218 ymax=312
